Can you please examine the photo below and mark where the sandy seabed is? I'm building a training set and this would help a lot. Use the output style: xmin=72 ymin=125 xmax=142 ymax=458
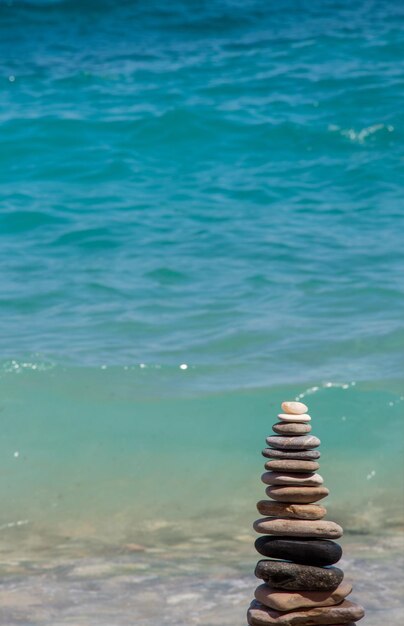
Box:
xmin=0 ymin=532 xmax=402 ymax=625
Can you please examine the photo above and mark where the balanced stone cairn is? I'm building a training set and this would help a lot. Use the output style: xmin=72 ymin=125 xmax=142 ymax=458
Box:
xmin=247 ymin=401 xmax=365 ymax=626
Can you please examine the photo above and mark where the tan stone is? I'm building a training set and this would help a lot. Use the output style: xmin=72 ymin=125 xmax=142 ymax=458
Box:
xmin=278 ymin=413 xmax=311 ymax=423
xmin=266 ymin=485 xmax=329 ymax=503
xmin=247 ymin=599 xmax=364 ymax=625
xmin=261 ymin=472 xmax=323 ymax=487
xmin=281 ymin=401 xmax=308 ymax=415
xmin=253 ymin=517 xmax=343 ymax=538
xmin=256 ymin=501 xmax=327 ymax=520
xmin=255 ymin=581 xmax=352 ymax=611
xmin=265 ymin=460 xmax=319 ymax=473
xmin=273 ymin=422 xmax=312 ymax=435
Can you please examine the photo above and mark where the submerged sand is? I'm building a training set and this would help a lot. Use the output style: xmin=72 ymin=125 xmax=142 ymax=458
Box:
xmin=0 ymin=531 xmax=402 ymax=625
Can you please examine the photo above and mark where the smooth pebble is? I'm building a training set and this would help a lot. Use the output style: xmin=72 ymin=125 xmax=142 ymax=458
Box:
xmin=247 ymin=599 xmax=364 ymax=625
xmin=266 ymin=435 xmax=320 ymax=450
xmin=281 ymin=401 xmax=308 ymax=415
xmin=272 ymin=422 xmax=312 ymax=435
xmin=261 ymin=472 xmax=323 ymax=487
xmin=254 ymin=580 xmax=352 ymax=611
xmin=278 ymin=413 xmax=311 ymax=423
xmin=265 ymin=460 xmax=319 ymax=473
xmin=253 ymin=518 xmax=343 ymax=539
xmin=265 ymin=485 xmax=329 ymax=503
xmin=256 ymin=501 xmax=327 ymax=520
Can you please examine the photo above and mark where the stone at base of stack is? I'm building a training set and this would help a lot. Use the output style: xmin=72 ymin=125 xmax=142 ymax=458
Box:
xmin=246 ymin=400 xmax=364 ymax=626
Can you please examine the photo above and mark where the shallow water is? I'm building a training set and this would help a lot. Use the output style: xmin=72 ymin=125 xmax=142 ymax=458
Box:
xmin=0 ymin=533 xmax=403 ymax=625
xmin=0 ymin=0 xmax=403 ymax=623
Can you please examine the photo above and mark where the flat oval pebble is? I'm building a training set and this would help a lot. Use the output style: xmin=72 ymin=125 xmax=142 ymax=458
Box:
xmin=254 ymin=536 xmax=343 ymax=566
xmin=272 ymin=422 xmax=312 ymax=435
xmin=261 ymin=472 xmax=323 ymax=487
xmin=263 ymin=448 xmax=321 ymax=461
xmin=248 ymin=599 xmax=364 ymax=625
xmin=266 ymin=435 xmax=320 ymax=450
xmin=281 ymin=401 xmax=308 ymax=415
xmin=253 ymin=518 xmax=343 ymax=540
xmin=278 ymin=413 xmax=311 ymax=423
xmin=265 ymin=460 xmax=320 ymax=473
xmin=256 ymin=502 xmax=327 ymax=520
xmin=255 ymin=560 xmax=344 ymax=591
xmin=266 ymin=486 xmax=329 ymax=503
xmin=254 ymin=580 xmax=352 ymax=611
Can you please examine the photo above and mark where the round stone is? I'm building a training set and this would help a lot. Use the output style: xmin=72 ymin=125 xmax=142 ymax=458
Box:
xmin=281 ymin=401 xmax=308 ymax=415
xmin=278 ymin=413 xmax=311 ymax=423
xmin=272 ymin=422 xmax=312 ymax=435
xmin=256 ymin=502 xmax=327 ymax=520
xmin=255 ymin=560 xmax=344 ymax=591
xmin=266 ymin=435 xmax=320 ymax=450
xmin=266 ymin=486 xmax=329 ymax=503
xmin=254 ymin=536 xmax=343 ymax=565
xmin=262 ymin=448 xmax=321 ymax=461
xmin=261 ymin=472 xmax=323 ymax=487
xmin=254 ymin=580 xmax=352 ymax=611
xmin=253 ymin=519 xmax=343 ymax=540
xmin=265 ymin=460 xmax=320 ymax=473
xmin=247 ymin=599 xmax=364 ymax=625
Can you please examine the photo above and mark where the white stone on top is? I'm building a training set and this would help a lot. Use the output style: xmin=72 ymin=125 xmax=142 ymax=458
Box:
xmin=281 ymin=401 xmax=308 ymax=414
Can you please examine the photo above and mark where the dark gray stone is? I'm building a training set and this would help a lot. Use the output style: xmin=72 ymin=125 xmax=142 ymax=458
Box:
xmin=272 ymin=422 xmax=312 ymax=435
xmin=255 ymin=560 xmax=344 ymax=591
xmin=254 ymin=536 xmax=342 ymax=566
xmin=262 ymin=448 xmax=321 ymax=460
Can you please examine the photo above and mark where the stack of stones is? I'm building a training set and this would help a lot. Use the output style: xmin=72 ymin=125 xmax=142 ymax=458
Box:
xmin=247 ymin=400 xmax=365 ymax=626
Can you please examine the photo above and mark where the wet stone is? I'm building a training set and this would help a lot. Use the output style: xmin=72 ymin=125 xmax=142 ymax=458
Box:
xmin=254 ymin=536 xmax=343 ymax=566
xmin=254 ymin=580 xmax=352 ymax=611
xmin=265 ymin=460 xmax=320 ymax=473
xmin=272 ymin=422 xmax=312 ymax=435
xmin=247 ymin=599 xmax=364 ymax=625
xmin=255 ymin=560 xmax=344 ymax=591
xmin=256 ymin=501 xmax=327 ymax=520
xmin=262 ymin=448 xmax=321 ymax=461
xmin=266 ymin=435 xmax=320 ymax=450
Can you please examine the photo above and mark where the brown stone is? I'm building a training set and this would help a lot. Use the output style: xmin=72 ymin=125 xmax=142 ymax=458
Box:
xmin=272 ymin=422 xmax=312 ymax=435
xmin=254 ymin=580 xmax=352 ymax=611
xmin=256 ymin=501 xmax=327 ymax=520
xmin=266 ymin=435 xmax=320 ymax=450
xmin=261 ymin=472 xmax=323 ymax=487
xmin=253 ymin=518 xmax=343 ymax=539
xmin=266 ymin=485 xmax=329 ymax=503
xmin=247 ymin=599 xmax=364 ymax=625
xmin=265 ymin=460 xmax=320 ymax=473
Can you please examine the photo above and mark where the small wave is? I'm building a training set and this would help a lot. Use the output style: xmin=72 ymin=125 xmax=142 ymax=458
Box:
xmin=1 ymin=357 xmax=55 ymax=374
xmin=328 ymin=123 xmax=394 ymax=144
xmin=296 ymin=380 xmax=356 ymax=400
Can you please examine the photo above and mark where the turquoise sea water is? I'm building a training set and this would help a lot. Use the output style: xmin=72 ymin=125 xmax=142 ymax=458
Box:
xmin=0 ymin=1 xmax=404 ymax=623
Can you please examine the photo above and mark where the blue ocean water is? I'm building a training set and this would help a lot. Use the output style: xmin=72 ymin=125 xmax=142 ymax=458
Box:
xmin=0 ymin=2 xmax=403 ymax=623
